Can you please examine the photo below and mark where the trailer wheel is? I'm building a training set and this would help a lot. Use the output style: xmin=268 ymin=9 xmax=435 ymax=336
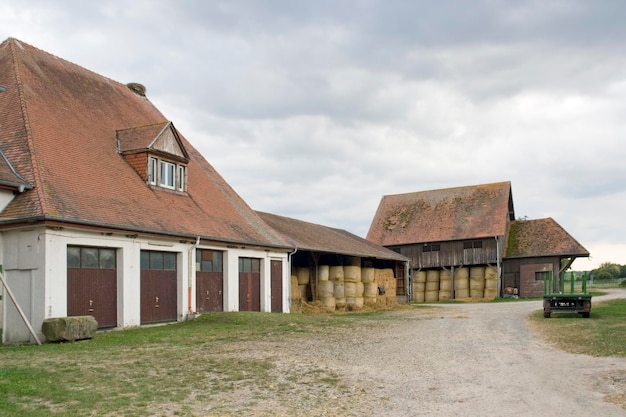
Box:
xmin=581 ymin=312 xmax=590 ymax=318
xmin=543 ymin=311 xmax=551 ymax=318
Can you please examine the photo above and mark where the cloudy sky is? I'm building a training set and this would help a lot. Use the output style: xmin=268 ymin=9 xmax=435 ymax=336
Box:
xmin=3 ymin=0 xmax=626 ymax=270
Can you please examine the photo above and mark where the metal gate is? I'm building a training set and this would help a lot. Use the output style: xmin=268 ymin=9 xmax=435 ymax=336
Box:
xmin=270 ymin=260 xmax=283 ymax=312
xmin=140 ymin=250 xmax=177 ymax=324
xmin=239 ymin=257 xmax=261 ymax=312
xmin=67 ymin=246 xmax=117 ymax=328
xmin=195 ymin=249 xmax=224 ymax=312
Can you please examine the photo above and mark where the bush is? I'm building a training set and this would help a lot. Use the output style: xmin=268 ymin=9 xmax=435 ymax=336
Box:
xmin=620 ymin=280 xmax=626 ymax=288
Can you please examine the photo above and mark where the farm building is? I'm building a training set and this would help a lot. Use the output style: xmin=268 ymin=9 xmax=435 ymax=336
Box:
xmin=366 ymin=181 xmax=589 ymax=300
xmin=257 ymin=212 xmax=409 ymax=311
xmin=0 ymin=38 xmax=295 ymax=344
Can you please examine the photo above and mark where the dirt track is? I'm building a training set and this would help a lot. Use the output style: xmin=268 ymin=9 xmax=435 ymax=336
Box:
xmin=203 ymin=289 xmax=626 ymax=417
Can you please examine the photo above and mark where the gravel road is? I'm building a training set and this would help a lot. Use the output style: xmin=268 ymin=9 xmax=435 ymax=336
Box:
xmin=205 ymin=289 xmax=626 ymax=417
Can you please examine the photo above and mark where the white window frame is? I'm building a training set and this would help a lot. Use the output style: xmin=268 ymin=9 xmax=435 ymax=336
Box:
xmin=177 ymin=165 xmax=185 ymax=191
xmin=160 ymin=161 xmax=175 ymax=189
xmin=148 ymin=157 xmax=157 ymax=185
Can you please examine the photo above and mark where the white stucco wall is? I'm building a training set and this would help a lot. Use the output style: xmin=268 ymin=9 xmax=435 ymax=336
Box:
xmin=1 ymin=226 xmax=290 ymax=343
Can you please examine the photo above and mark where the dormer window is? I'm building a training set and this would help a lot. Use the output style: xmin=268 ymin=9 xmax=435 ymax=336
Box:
xmin=147 ymin=156 xmax=186 ymax=191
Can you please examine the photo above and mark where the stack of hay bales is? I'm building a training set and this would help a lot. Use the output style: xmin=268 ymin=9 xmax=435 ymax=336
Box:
xmin=362 ymin=267 xmax=377 ymax=306
xmin=425 ymin=269 xmax=440 ymax=302
xmin=483 ymin=266 xmax=498 ymax=300
xmin=317 ymin=265 xmax=335 ymax=311
xmin=294 ymin=267 xmax=310 ymax=301
xmin=290 ymin=274 xmax=302 ymax=313
xmin=454 ymin=267 xmax=470 ymax=299
xmin=374 ymin=268 xmax=397 ymax=306
xmin=439 ymin=269 xmax=452 ymax=301
xmin=412 ymin=270 xmax=426 ymax=302
xmin=469 ymin=266 xmax=486 ymax=299
xmin=344 ymin=265 xmax=364 ymax=310
xmin=330 ymin=265 xmax=346 ymax=311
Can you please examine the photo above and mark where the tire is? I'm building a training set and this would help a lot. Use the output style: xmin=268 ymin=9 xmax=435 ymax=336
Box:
xmin=543 ymin=311 xmax=551 ymax=318
xmin=581 ymin=312 xmax=590 ymax=318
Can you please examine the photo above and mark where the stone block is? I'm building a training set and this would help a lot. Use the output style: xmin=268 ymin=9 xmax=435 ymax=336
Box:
xmin=41 ymin=316 xmax=98 ymax=342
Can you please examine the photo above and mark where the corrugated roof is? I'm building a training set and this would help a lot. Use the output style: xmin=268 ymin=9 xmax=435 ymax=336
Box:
xmin=0 ymin=37 xmax=290 ymax=249
xmin=257 ymin=211 xmax=408 ymax=261
xmin=367 ymin=181 xmax=514 ymax=246
xmin=506 ymin=218 xmax=589 ymax=258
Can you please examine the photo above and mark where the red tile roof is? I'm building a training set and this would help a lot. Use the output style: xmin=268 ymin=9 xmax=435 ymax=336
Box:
xmin=506 ymin=218 xmax=589 ymax=258
xmin=367 ymin=181 xmax=514 ymax=245
xmin=0 ymin=38 xmax=290 ymax=249
xmin=0 ymin=149 xmax=31 ymax=190
xmin=257 ymin=211 xmax=408 ymax=261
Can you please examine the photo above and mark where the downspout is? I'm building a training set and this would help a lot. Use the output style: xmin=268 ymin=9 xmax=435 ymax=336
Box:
xmin=288 ymin=247 xmax=297 ymax=306
xmin=188 ymin=237 xmax=200 ymax=316
xmin=495 ymin=236 xmax=502 ymax=297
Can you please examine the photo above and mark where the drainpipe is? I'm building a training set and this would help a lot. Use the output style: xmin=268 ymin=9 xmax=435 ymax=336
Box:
xmin=188 ymin=237 xmax=200 ymax=316
xmin=495 ymin=236 xmax=502 ymax=297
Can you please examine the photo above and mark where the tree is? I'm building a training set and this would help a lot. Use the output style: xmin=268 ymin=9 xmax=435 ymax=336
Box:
xmin=592 ymin=262 xmax=621 ymax=280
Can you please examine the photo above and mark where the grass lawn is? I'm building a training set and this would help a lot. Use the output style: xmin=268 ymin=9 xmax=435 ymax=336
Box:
xmin=528 ymin=298 xmax=626 ymax=357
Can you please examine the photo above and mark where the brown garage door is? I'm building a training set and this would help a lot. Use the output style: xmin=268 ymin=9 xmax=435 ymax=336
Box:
xmin=67 ymin=246 xmax=117 ymax=328
xmin=196 ymin=249 xmax=224 ymax=313
xmin=239 ymin=257 xmax=261 ymax=312
xmin=141 ymin=250 xmax=177 ymax=324
xmin=271 ymin=259 xmax=283 ymax=313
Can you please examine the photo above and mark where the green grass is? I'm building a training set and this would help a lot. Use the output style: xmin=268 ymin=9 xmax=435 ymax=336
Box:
xmin=0 ymin=311 xmax=391 ymax=417
xmin=529 ymin=298 xmax=626 ymax=357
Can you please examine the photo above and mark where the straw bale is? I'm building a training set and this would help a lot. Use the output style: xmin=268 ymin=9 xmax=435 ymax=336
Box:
xmin=485 ymin=278 xmax=497 ymax=289
xmin=329 ymin=266 xmax=344 ymax=281
xmin=485 ymin=266 xmax=497 ymax=280
xmin=438 ymin=290 xmax=451 ymax=302
xmin=414 ymin=270 xmax=427 ymax=283
xmin=455 ymin=288 xmax=470 ymax=299
xmin=318 ymin=265 xmax=330 ymax=281
xmin=439 ymin=279 xmax=452 ymax=291
xmin=440 ymin=269 xmax=452 ymax=281
xmin=364 ymin=296 xmax=377 ymax=307
xmin=355 ymin=297 xmax=364 ymax=308
xmin=344 ymin=266 xmax=362 ymax=283
xmin=426 ymin=270 xmax=440 ymax=282
xmin=320 ymin=296 xmax=336 ymax=311
xmin=456 ymin=267 xmax=469 ymax=279
xmin=470 ymin=266 xmax=486 ymax=279
xmin=344 ymin=282 xmax=358 ymax=298
xmin=290 ymin=276 xmax=301 ymax=298
xmin=298 ymin=285 xmax=308 ymax=299
xmin=361 ymin=267 xmax=375 ymax=283
xmin=483 ymin=288 xmax=497 ymax=300
xmin=333 ymin=282 xmax=345 ymax=298
xmin=470 ymin=289 xmax=484 ymax=299
xmin=455 ymin=277 xmax=469 ymax=290
xmin=470 ymin=277 xmax=485 ymax=290
xmin=424 ymin=290 xmax=439 ymax=302
xmin=335 ymin=299 xmax=346 ymax=311
xmin=295 ymin=267 xmax=310 ymax=285
xmin=290 ymin=298 xmax=302 ymax=313
xmin=425 ymin=281 xmax=439 ymax=292
xmin=364 ymin=282 xmax=378 ymax=297
xmin=414 ymin=291 xmax=425 ymax=303
xmin=318 ymin=280 xmax=334 ymax=298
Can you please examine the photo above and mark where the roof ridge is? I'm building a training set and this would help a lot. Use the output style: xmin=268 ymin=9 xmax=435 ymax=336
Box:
xmin=384 ymin=180 xmax=511 ymax=198
xmin=6 ymin=38 xmax=47 ymax=214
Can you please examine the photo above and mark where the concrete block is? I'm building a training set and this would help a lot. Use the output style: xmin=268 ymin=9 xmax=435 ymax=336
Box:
xmin=41 ymin=316 xmax=98 ymax=342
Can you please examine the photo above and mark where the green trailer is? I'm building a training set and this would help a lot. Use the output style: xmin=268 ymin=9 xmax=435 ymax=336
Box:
xmin=543 ymin=271 xmax=592 ymax=318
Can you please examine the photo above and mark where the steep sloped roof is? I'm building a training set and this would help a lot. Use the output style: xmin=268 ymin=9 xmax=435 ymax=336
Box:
xmin=367 ymin=181 xmax=514 ymax=246
xmin=0 ymin=149 xmax=31 ymax=190
xmin=506 ymin=218 xmax=589 ymax=258
xmin=257 ymin=211 xmax=408 ymax=261
xmin=0 ymin=38 xmax=290 ymax=249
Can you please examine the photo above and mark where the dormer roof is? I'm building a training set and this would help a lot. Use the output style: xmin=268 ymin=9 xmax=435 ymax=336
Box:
xmin=117 ymin=121 xmax=189 ymax=161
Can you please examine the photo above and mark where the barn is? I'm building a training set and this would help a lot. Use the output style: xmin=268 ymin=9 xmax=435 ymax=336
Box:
xmin=257 ymin=212 xmax=409 ymax=310
xmin=366 ymin=181 xmax=589 ymax=300
xmin=0 ymin=38 xmax=293 ymax=344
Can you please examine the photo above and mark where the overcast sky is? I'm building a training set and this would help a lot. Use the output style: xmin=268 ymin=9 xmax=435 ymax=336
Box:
xmin=3 ymin=0 xmax=626 ymax=270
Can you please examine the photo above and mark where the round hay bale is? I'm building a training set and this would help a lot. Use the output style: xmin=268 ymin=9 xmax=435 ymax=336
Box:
xmin=426 ymin=270 xmax=440 ymax=282
xmin=364 ymin=282 xmax=378 ymax=297
xmin=318 ymin=265 xmax=330 ymax=281
xmin=320 ymin=296 xmax=336 ymax=311
xmin=333 ymin=282 xmax=345 ymax=298
xmin=344 ymin=282 xmax=358 ymax=298
xmin=455 ymin=288 xmax=470 ymax=299
xmin=440 ymin=269 xmax=452 ymax=281
xmin=364 ymin=296 xmax=377 ymax=306
xmin=295 ymin=267 xmax=310 ymax=285
xmin=356 ymin=282 xmax=364 ymax=296
xmin=425 ymin=281 xmax=439 ymax=292
xmin=414 ymin=270 xmax=427 ymax=283
xmin=335 ymin=299 xmax=346 ymax=310
xmin=483 ymin=288 xmax=497 ymax=300
xmin=329 ymin=266 xmax=344 ymax=281
xmin=455 ymin=276 xmax=469 ymax=290
xmin=355 ymin=297 xmax=364 ymax=308
xmin=414 ymin=291 xmax=425 ymax=303
xmin=439 ymin=290 xmax=451 ymax=301
xmin=345 ymin=297 xmax=356 ymax=307
xmin=344 ymin=266 xmax=362 ymax=283
xmin=299 ymin=285 xmax=308 ymax=299
xmin=470 ymin=266 xmax=486 ymax=279
xmin=485 ymin=278 xmax=497 ymax=289
xmin=439 ymin=279 xmax=452 ymax=291
xmin=290 ymin=298 xmax=302 ymax=313
xmin=424 ymin=290 xmax=439 ymax=302
xmin=318 ymin=280 xmax=334 ymax=298
xmin=290 ymin=276 xmax=301 ymax=298
xmin=361 ymin=267 xmax=375 ymax=283
xmin=456 ymin=267 xmax=469 ymax=279
xmin=485 ymin=266 xmax=497 ymax=280
xmin=470 ymin=277 xmax=485 ymax=290
xmin=414 ymin=282 xmax=426 ymax=292
xmin=470 ymin=289 xmax=484 ymax=299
